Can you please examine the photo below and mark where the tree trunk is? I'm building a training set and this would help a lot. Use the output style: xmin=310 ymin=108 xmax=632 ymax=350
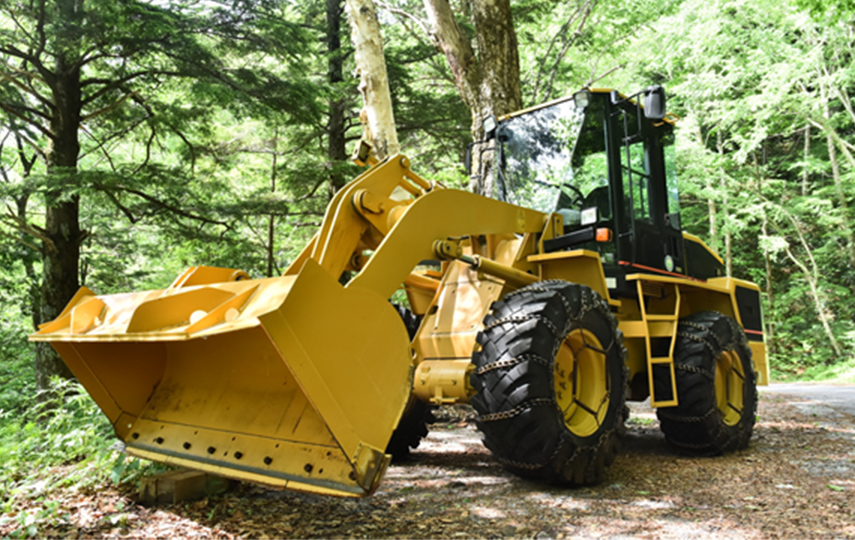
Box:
xmin=327 ymin=0 xmax=349 ymax=194
xmin=707 ymin=187 xmax=717 ymax=248
xmin=716 ymin=132 xmax=731 ymax=276
xmin=761 ymin=215 xmax=774 ymax=356
xmin=723 ymin=181 xmax=731 ymax=277
xmin=17 ymin=144 xmax=41 ymax=332
xmin=267 ymin=127 xmax=279 ymax=278
xmin=754 ymin=151 xmax=774 ymax=357
xmin=345 ymin=0 xmax=399 ymax=160
xmin=782 ymin=244 xmax=842 ymax=359
xmin=767 ymin=206 xmax=843 ymax=358
xmin=423 ymin=0 xmax=521 ymax=195
xmin=700 ymin=124 xmax=717 ymax=248
xmin=424 ymin=0 xmax=521 ymax=136
xmin=802 ymin=124 xmax=810 ymax=197
xmin=37 ymin=0 xmax=84 ymax=392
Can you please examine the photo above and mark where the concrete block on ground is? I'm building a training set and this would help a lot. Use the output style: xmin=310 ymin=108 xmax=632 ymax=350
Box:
xmin=140 ymin=469 xmax=233 ymax=505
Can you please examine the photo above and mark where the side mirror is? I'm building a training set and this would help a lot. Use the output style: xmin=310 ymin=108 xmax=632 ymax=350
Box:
xmin=666 ymin=212 xmax=681 ymax=231
xmin=482 ymin=115 xmax=498 ymax=140
xmin=643 ymin=85 xmax=666 ymax=121
xmin=573 ymin=89 xmax=591 ymax=109
xmin=464 ymin=143 xmax=472 ymax=176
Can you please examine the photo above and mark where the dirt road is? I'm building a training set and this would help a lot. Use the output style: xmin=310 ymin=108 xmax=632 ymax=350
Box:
xmin=763 ymin=382 xmax=855 ymax=416
xmin=13 ymin=386 xmax=855 ymax=539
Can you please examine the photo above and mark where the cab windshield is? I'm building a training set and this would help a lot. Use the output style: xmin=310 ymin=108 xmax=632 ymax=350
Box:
xmin=496 ymin=96 xmax=609 ymax=227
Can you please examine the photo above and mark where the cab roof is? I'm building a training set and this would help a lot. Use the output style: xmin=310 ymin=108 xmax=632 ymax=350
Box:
xmin=499 ymin=88 xmax=679 ymax=127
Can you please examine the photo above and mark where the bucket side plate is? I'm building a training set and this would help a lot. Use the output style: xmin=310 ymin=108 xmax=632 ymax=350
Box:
xmin=32 ymin=260 xmax=412 ymax=497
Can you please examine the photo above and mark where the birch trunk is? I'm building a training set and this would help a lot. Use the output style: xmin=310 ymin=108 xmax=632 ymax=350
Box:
xmin=767 ymin=205 xmax=843 ymax=358
xmin=267 ymin=127 xmax=279 ymax=278
xmin=722 ymin=182 xmax=731 ymax=277
xmin=346 ymin=0 xmax=399 ymax=160
xmin=716 ymin=132 xmax=731 ymax=276
xmin=697 ymin=123 xmax=717 ymax=249
xmin=802 ymin=124 xmax=810 ymax=197
xmin=754 ymin=151 xmax=774 ymax=356
xmin=782 ymin=245 xmax=842 ymax=359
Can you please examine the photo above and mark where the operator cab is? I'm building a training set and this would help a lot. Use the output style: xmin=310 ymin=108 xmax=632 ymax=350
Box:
xmin=481 ymin=86 xmax=723 ymax=297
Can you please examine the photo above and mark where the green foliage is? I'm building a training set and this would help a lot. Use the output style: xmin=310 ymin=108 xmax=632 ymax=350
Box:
xmin=0 ymin=380 xmax=113 ymax=473
xmin=446 ymin=0 xmax=855 ymax=375
xmin=0 ymin=378 xmax=164 ymax=536
xmin=0 ymin=306 xmax=35 ymax=416
xmin=0 ymin=9 xmax=854 ymax=534
xmin=775 ymin=355 xmax=855 ymax=384
xmin=0 ymin=243 xmax=37 ymax=414
xmin=609 ymin=0 xmax=855 ymax=374
xmin=2 ymin=14 xmax=855 ymax=531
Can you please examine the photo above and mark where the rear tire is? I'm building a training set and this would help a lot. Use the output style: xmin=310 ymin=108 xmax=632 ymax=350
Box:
xmin=386 ymin=305 xmax=434 ymax=460
xmin=655 ymin=311 xmax=757 ymax=455
xmin=470 ymin=281 xmax=627 ymax=485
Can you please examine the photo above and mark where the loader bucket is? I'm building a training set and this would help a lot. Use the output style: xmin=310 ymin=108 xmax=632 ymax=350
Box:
xmin=31 ymin=259 xmax=413 ymax=497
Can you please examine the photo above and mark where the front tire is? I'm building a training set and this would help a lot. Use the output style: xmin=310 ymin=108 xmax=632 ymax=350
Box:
xmin=386 ymin=305 xmax=434 ymax=460
xmin=470 ymin=281 xmax=627 ymax=485
xmin=655 ymin=311 xmax=757 ymax=455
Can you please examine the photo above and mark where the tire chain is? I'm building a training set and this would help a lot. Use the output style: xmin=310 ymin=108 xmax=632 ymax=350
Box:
xmin=476 ymin=281 xmax=627 ymax=483
xmin=668 ymin=424 xmax=727 ymax=450
xmin=676 ymin=326 xmax=718 ymax=357
xmin=657 ymin=405 xmax=717 ymax=424
xmin=658 ymin=312 xmax=755 ymax=455
xmin=673 ymin=362 xmax=714 ymax=380
xmin=590 ymin=430 xmax=615 ymax=479
xmin=497 ymin=428 xmax=617 ymax=479
xmin=502 ymin=280 xmax=597 ymax=331
xmin=496 ymin=437 xmax=573 ymax=471
xmin=486 ymin=283 xmax=612 ymax=356
xmin=475 ymin=353 xmax=553 ymax=375
xmin=484 ymin=393 xmax=616 ymax=471
xmin=679 ymin=319 xmax=741 ymax=352
xmin=519 ymin=284 xmax=621 ymax=480
xmin=538 ymin=281 xmax=578 ymax=326
xmin=483 ymin=313 xmax=561 ymax=339
xmin=476 ymin=397 xmax=555 ymax=423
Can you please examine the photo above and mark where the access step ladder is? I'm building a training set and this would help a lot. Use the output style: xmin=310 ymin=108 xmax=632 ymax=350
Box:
xmin=634 ymin=279 xmax=681 ymax=407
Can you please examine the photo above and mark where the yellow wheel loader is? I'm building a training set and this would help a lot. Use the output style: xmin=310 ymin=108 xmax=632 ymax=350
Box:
xmin=32 ymin=86 xmax=768 ymax=497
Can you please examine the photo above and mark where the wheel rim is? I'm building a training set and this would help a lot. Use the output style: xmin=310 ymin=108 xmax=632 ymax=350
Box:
xmin=715 ymin=349 xmax=745 ymax=426
xmin=554 ymin=328 xmax=609 ymax=438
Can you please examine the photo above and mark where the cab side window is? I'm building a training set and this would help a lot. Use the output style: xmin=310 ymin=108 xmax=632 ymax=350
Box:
xmin=620 ymin=108 xmax=652 ymax=224
xmin=661 ymin=131 xmax=681 ymax=226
